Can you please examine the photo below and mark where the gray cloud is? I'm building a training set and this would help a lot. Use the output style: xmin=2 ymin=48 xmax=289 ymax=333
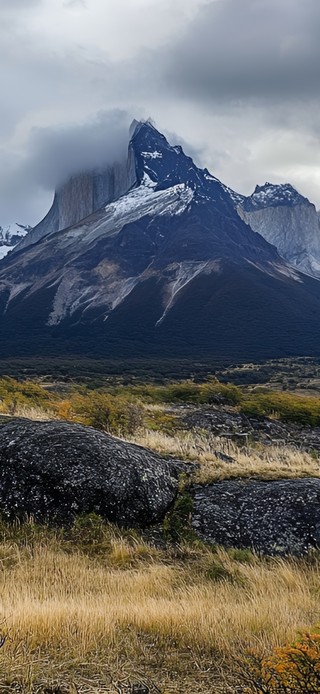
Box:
xmin=1 ymin=0 xmax=42 ymax=9
xmin=26 ymin=110 xmax=132 ymax=189
xmin=1 ymin=0 xmax=320 ymax=226
xmin=63 ymin=0 xmax=86 ymax=7
xmin=0 ymin=110 xmax=133 ymax=226
xmin=166 ymin=0 xmax=320 ymax=101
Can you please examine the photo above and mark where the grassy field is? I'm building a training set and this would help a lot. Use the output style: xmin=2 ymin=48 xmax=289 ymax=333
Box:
xmin=1 ymin=375 xmax=320 ymax=691
xmin=0 ymin=521 xmax=320 ymax=693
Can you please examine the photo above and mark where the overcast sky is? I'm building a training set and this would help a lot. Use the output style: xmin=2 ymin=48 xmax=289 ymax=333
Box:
xmin=1 ymin=0 xmax=320 ymax=226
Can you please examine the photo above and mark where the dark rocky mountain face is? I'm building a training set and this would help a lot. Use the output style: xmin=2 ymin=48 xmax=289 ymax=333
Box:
xmin=1 ymin=120 xmax=320 ymax=360
xmin=15 ymin=148 xmax=137 ymax=254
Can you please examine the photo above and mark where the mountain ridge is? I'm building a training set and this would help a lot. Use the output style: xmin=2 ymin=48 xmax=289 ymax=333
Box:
xmin=1 ymin=120 xmax=320 ymax=361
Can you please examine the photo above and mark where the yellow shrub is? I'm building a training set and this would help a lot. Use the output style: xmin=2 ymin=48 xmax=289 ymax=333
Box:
xmin=242 ymin=628 xmax=320 ymax=692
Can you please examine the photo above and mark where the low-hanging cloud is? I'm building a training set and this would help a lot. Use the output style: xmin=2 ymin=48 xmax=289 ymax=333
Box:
xmin=26 ymin=110 xmax=132 ymax=189
xmin=0 ymin=110 xmax=132 ymax=226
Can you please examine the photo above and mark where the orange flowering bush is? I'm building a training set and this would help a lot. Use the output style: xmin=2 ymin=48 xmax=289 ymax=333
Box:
xmin=240 ymin=628 xmax=320 ymax=693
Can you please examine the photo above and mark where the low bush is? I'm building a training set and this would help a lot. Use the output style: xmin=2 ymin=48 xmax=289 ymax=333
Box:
xmin=241 ymin=628 xmax=320 ymax=692
xmin=0 ymin=376 xmax=53 ymax=414
xmin=241 ymin=391 xmax=320 ymax=426
xmin=57 ymin=391 xmax=144 ymax=436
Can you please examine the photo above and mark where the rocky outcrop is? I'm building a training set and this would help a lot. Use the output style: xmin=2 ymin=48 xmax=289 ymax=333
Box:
xmin=237 ymin=183 xmax=320 ymax=278
xmin=0 ymin=419 xmax=183 ymax=525
xmin=192 ymin=478 xmax=320 ymax=555
xmin=183 ymin=406 xmax=320 ymax=451
xmin=2 ymin=418 xmax=320 ymax=556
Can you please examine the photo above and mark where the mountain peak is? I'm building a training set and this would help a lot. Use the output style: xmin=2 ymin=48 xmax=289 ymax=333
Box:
xmin=12 ymin=118 xmax=251 ymax=255
xmin=242 ymin=182 xmax=310 ymax=211
xmin=129 ymin=117 xmax=157 ymax=139
xmin=129 ymin=120 xmax=237 ymax=220
xmin=0 ymin=222 xmax=31 ymax=260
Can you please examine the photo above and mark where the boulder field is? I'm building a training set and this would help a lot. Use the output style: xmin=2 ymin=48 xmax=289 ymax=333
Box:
xmin=1 ymin=418 xmax=320 ymax=556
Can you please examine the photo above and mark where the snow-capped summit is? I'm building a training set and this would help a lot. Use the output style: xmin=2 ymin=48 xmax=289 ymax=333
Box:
xmin=241 ymin=182 xmax=310 ymax=212
xmin=236 ymin=183 xmax=320 ymax=278
xmin=14 ymin=119 xmax=241 ymax=256
xmin=130 ymin=119 xmax=244 ymax=221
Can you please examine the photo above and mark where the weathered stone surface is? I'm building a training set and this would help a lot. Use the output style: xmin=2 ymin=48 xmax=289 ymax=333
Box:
xmin=0 ymin=419 xmax=183 ymax=525
xmin=239 ymin=197 xmax=320 ymax=279
xmin=192 ymin=478 xmax=320 ymax=555
xmin=14 ymin=147 xmax=137 ymax=254
xmin=184 ymin=405 xmax=320 ymax=451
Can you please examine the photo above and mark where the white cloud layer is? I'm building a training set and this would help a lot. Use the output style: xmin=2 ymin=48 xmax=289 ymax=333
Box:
xmin=1 ymin=0 xmax=320 ymax=227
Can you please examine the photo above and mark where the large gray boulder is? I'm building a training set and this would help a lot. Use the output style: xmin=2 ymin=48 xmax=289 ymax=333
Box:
xmin=192 ymin=478 xmax=320 ymax=555
xmin=0 ymin=419 xmax=182 ymax=526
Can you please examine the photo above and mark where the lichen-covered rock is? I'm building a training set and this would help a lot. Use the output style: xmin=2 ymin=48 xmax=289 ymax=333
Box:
xmin=0 ymin=419 xmax=182 ymax=526
xmin=192 ymin=478 xmax=320 ymax=555
xmin=184 ymin=406 xmax=320 ymax=451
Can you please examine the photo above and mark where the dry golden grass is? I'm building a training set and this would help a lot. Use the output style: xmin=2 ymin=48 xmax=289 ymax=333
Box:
xmin=0 ymin=403 xmax=57 ymax=421
xmin=1 ymin=391 xmax=320 ymax=690
xmin=0 ymin=528 xmax=319 ymax=693
xmin=128 ymin=428 xmax=320 ymax=483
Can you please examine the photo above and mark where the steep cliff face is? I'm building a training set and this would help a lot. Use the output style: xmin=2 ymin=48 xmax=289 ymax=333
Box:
xmin=15 ymin=144 xmax=137 ymax=253
xmin=237 ymin=183 xmax=320 ymax=278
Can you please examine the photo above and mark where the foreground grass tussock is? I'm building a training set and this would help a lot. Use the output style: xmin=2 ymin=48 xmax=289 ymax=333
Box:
xmin=128 ymin=428 xmax=320 ymax=482
xmin=0 ymin=521 xmax=320 ymax=692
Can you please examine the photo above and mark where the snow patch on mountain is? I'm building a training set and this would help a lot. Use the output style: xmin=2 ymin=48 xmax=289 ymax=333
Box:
xmin=62 ymin=180 xmax=194 ymax=246
xmin=0 ymin=245 xmax=15 ymax=260
xmin=241 ymin=183 xmax=310 ymax=211
xmin=0 ymin=223 xmax=31 ymax=260
xmin=156 ymin=261 xmax=210 ymax=326
xmin=141 ymin=151 xmax=163 ymax=160
xmin=106 ymin=179 xmax=193 ymax=218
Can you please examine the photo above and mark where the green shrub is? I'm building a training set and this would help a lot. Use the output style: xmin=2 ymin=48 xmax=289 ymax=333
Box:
xmin=0 ymin=376 xmax=53 ymax=413
xmin=163 ymin=491 xmax=194 ymax=542
xmin=144 ymin=410 xmax=178 ymax=433
xmin=68 ymin=391 xmax=143 ymax=435
xmin=241 ymin=392 xmax=320 ymax=426
xmin=206 ymin=560 xmax=233 ymax=582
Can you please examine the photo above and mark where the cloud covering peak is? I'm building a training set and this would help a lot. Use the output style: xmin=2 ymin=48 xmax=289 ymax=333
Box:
xmin=26 ymin=110 xmax=131 ymax=190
